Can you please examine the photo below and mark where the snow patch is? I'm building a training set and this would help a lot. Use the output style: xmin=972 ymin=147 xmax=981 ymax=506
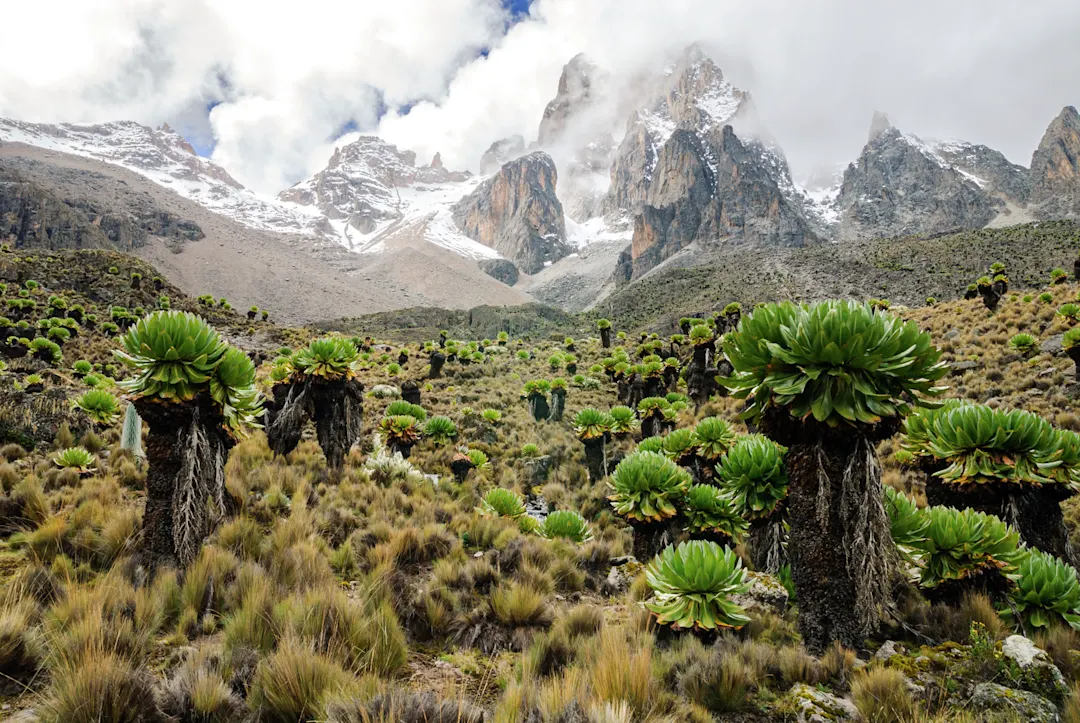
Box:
xmin=566 ymin=216 xmax=632 ymax=250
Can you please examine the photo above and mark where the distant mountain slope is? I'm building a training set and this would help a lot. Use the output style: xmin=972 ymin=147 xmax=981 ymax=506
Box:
xmin=596 ymin=220 xmax=1080 ymax=332
xmin=0 ymin=143 xmax=529 ymax=323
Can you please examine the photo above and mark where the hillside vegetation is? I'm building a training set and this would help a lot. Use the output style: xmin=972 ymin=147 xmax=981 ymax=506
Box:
xmin=3 ymin=244 xmax=1080 ymax=722
xmin=599 ymin=220 xmax=1080 ymax=332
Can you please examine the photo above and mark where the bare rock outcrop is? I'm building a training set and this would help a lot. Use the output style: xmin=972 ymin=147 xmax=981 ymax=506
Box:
xmin=836 ymin=113 xmax=999 ymax=241
xmin=1031 ymin=105 xmax=1080 ymax=217
xmin=607 ymin=46 xmax=816 ymax=280
xmin=452 ymin=152 xmax=569 ymax=274
xmin=279 ymin=136 xmax=469 ymax=233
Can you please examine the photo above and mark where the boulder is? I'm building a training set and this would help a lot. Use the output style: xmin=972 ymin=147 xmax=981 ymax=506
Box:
xmin=478 ymin=258 xmax=520 ymax=286
xmin=1000 ymin=634 xmax=1069 ymax=702
xmin=451 ymin=152 xmax=570 ymax=274
xmin=730 ymin=571 xmax=790 ymax=616
xmin=949 ymin=360 xmax=981 ymax=376
xmin=784 ymin=683 xmax=860 ymax=722
xmin=970 ymin=682 xmax=1058 ymax=723
xmin=603 ymin=556 xmax=643 ymax=596
xmin=518 ymin=455 xmax=553 ymax=487
xmin=1041 ymin=334 xmax=1064 ymax=355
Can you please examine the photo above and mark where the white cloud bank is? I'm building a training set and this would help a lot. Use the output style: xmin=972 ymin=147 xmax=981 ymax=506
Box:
xmin=1 ymin=0 xmax=1078 ymax=193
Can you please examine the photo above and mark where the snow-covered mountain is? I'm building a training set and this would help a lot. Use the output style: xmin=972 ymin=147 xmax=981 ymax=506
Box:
xmin=0 ymin=119 xmax=326 ymax=235
xmin=2 ymin=45 xmax=1079 ymax=316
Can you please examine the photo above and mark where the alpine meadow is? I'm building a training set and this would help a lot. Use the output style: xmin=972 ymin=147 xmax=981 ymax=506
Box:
xmin=5 ymin=6 xmax=1080 ymax=723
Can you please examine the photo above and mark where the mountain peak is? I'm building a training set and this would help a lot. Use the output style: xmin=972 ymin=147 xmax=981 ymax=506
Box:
xmin=869 ymin=111 xmax=893 ymax=143
xmin=537 ymin=53 xmax=602 ymax=147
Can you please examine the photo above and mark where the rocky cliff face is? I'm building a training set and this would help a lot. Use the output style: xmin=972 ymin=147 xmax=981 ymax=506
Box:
xmin=604 ymin=46 xmax=751 ymax=221
xmin=930 ymin=140 xmax=1030 ymax=203
xmin=835 ymin=114 xmax=999 ymax=241
xmin=1030 ymin=106 xmax=1080 ymax=217
xmin=279 ymin=136 xmax=469 ymax=233
xmin=605 ymin=46 xmax=816 ymax=280
xmin=620 ymin=126 xmax=817 ymax=279
xmin=452 ymin=152 xmax=569 ymax=274
xmin=0 ymin=163 xmax=204 ymax=252
xmin=0 ymin=168 xmax=112 ymax=250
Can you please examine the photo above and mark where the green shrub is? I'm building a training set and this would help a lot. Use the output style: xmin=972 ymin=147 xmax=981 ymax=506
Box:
xmin=479 ymin=489 xmax=526 ymax=519
xmin=717 ymin=435 xmax=789 ymax=520
xmin=608 ymin=406 xmax=638 ymax=435
xmin=573 ymin=408 xmax=611 ymax=441
xmin=422 ymin=416 xmax=457 ymax=444
xmin=386 ymin=401 xmax=427 ymax=421
xmin=1001 ymin=548 xmax=1080 ymax=632
xmin=1009 ymin=332 xmax=1038 ymax=354
xmin=72 ymin=390 xmax=121 ymax=425
xmin=693 ymin=417 xmax=738 ymax=461
xmin=682 ymin=485 xmax=748 ymax=540
xmin=51 ymin=447 xmax=95 ymax=472
xmin=291 ymin=337 xmax=360 ymax=380
xmin=902 ymin=402 xmax=1077 ymax=489
xmin=910 ymin=507 xmax=1020 ymax=589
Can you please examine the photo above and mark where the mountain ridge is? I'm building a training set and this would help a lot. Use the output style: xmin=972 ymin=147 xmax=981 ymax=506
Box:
xmin=2 ymin=45 xmax=1079 ymax=320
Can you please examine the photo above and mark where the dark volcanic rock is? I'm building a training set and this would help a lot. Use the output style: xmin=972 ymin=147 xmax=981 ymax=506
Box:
xmin=478 ymin=258 xmax=520 ymax=286
xmin=452 ymin=152 xmax=570 ymax=274
xmin=0 ymin=167 xmax=112 ymax=250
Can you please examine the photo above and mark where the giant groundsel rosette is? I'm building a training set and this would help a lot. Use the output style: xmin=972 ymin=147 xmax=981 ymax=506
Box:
xmin=722 ymin=300 xmax=948 ymax=427
xmin=644 ymin=540 xmax=751 ymax=630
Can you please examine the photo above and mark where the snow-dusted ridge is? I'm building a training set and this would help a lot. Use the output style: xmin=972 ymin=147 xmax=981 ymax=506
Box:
xmin=0 ymin=118 xmax=324 ymax=235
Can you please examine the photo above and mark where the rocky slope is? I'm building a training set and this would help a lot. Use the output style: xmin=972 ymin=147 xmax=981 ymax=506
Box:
xmin=1 ymin=157 xmax=204 ymax=253
xmin=0 ymin=119 xmax=320 ymax=235
xmin=0 ymin=143 xmax=530 ymax=322
xmin=1 ymin=166 xmax=117 ymax=251
xmin=1031 ymin=105 xmax=1080 ymax=218
xmin=452 ymin=151 xmax=569 ymax=274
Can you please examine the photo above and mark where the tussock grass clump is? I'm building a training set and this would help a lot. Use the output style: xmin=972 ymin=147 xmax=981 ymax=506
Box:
xmin=250 ymin=638 xmax=356 ymax=723
xmin=851 ymin=667 xmax=918 ymax=723
xmin=326 ymin=690 xmax=487 ymax=723
xmin=490 ymin=581 xmax=552 ymax=628
xmin=39 ymin=650 xmax=163 ymax=723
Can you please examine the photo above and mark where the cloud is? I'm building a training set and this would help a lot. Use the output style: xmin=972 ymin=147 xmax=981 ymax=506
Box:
xmin=1 ymin=0 xmax=1078 ymax=193
xmin=380 ymin=0 xmax=1080 ymax=179
xmin=0 ymin=0 xmax=506 ymax=193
